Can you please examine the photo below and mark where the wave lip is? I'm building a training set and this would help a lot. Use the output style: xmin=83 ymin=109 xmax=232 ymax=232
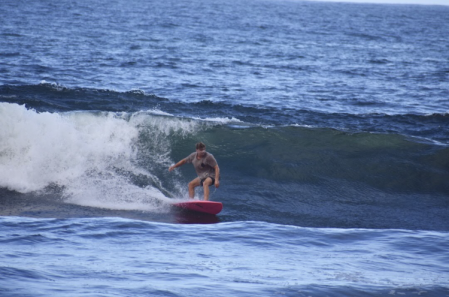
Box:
xmin=1 ymin=84 xmax=448 ymax=144
xmin=0 ymin=83 xmax=449 ymax=145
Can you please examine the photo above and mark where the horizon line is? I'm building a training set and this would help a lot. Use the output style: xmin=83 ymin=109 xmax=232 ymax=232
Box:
xmin=304 ymin=0 xmax=449 ymax=6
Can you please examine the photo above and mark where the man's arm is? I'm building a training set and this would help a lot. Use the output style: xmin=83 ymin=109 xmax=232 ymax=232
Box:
xmin=169 ymin=159 xmax=187 ymax=172
xmin=214 ymin=165 xmax=220 ymax=188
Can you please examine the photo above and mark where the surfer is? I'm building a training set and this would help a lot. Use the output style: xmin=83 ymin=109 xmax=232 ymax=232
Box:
xmin=169 ymin=142 xmax=220 ymax=201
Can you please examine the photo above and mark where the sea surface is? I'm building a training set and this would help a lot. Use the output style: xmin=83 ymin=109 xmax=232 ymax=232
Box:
xmin=1 ymin=0 xmax=449 ymax=296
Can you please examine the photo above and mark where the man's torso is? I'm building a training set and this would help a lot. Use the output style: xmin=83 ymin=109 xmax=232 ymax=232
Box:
xmin=185 ymin=152 xmax=217 ymax=180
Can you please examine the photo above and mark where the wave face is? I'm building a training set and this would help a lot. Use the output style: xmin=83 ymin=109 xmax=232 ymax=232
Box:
xmin=1 ymin=102 xmax=448 ymax=230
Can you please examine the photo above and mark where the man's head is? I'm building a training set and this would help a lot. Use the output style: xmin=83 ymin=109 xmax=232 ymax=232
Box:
xmin=196 ymin=142 xmax=207 ymax=157
xmin=196 ymin=142 xmax=206 ymax=150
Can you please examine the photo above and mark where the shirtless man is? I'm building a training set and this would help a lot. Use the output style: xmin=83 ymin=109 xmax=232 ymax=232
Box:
xmin=168 ymin=142 xmax=220 ymax=201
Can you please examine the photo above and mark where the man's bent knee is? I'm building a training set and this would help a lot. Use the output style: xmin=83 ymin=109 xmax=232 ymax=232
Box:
xmin=202 ymin=178 xmax=213 ymax=187
xmin=189 ymin=178 xmax=200 ymax=188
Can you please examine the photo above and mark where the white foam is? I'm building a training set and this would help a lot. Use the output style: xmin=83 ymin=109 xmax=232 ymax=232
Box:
xmin=0 ymin=103 xmax=199 ymax=212
xmin=140 ymin=109 xmax=174 ymax=117
xmin=192 ymin=116 xmax=243 ymax=124
xmin=291 ymin=123 xmax=315 ymax=128
xmin=0 ymin=104 xmax=136 ymax=192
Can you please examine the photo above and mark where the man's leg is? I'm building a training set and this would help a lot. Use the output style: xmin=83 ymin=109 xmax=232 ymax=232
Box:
xmin=188 ymin=178 xmax=201 ymax=199
xmin=202 ymin=177 xmax=213 ymax=201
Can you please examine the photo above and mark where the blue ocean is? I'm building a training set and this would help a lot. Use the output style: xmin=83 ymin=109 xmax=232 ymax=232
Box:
xmin=1 ymin=0 xmax=449 ymax=296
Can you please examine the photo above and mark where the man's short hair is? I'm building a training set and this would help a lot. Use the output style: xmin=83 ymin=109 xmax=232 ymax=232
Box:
xmin=196 ymin=142 xmax=206 ymax=150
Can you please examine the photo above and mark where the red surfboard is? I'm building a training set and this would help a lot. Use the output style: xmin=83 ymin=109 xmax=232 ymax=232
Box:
xmin=172 ymin=200 xmax=223 ymax=215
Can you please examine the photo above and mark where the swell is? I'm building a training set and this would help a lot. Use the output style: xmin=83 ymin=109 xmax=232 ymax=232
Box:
xmin=1 ymin=83 xmax=448 ymax=144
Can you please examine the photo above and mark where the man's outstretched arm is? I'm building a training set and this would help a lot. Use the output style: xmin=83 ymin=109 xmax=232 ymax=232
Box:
xmin=169 ymin=159 xmax=187 ymax=171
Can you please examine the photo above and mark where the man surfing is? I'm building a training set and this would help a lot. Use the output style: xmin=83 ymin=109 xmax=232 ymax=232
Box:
xmin=168 ymin=142 xmax=220 ymax=201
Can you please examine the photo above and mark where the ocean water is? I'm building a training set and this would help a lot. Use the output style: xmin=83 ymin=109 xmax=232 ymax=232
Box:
xmin=1 ymin=0 xmax=449 ymax=296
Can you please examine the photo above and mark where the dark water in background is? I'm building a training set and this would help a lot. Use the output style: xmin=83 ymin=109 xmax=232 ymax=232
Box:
xmin=1 ymin=0 xmax=449 ymax=295
xmin=1 ymin=0 xmax=449 ymax=115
